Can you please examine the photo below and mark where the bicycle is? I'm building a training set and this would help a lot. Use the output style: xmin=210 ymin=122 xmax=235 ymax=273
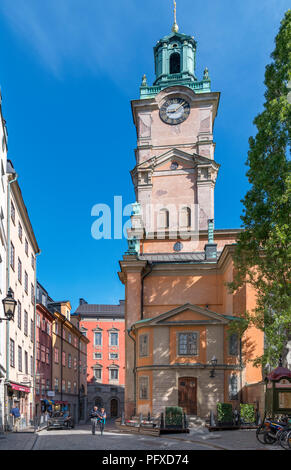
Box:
xmin=256 ymin=412 xmax=291 ymax=447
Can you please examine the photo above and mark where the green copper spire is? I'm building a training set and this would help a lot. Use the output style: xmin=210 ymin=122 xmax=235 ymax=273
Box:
xmin=140 ymin=9 xmax=211 ymax=99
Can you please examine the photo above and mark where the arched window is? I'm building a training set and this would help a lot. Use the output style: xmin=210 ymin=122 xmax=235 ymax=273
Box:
xmin=180 ymin=207 xmax=191 ymax=228
xmin=170 ymin=53 xmax=181 ymax=74
xmin=158 ymin=209 xmax=169 ymax=229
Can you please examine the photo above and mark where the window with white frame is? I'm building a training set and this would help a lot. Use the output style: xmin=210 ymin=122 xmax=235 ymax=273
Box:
xmin=18 ymin=222 xmax=23 ymax=242
xmin=17 ymin=301 xmax=22 ymax=330
xmin=24 ymin=311 xmax=28 ymax=336
xmin=24 ymin=271 xmax=28 ymax=293
xmin=18 ymin=346 xmax=22 ymax=372
xmin=94 ymin=331 xmax=102 ymax=346
xmin=139 ymin=376 xmax=149 ymax=400
xmin=109 ymin=367 xmax=119 ymax=382
xmin=109 ymin=352 xmax=119 ymax=360
xmin=18 ymin=258 xmax=22 ymax=283
xmin=178 ymin=332 xmax=198 ymax=356
xmin=109 ymin=331 xmax=118 ymax=347
xmin=94 ymin=368 xmax=102 ymax=380
xmin=139 ymin=334 xmax=149 ymax=357
xmin=10 ymin=242 xmax=15 ymax=270
xmin=94 ymin=352 xmax=102 ymax=360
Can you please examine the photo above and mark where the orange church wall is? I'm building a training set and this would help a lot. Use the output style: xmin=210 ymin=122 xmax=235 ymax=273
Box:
xmin=125 ymin=272 xmax=142 ymax=326
xmin=169 ymin=325 xmax=207 ymax=365
xmin=143 ymin=274 xmax=223 ymax=310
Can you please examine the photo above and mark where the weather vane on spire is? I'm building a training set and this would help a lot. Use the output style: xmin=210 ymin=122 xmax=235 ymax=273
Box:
xmin=172 ymin=0 xmax=179 ymax=33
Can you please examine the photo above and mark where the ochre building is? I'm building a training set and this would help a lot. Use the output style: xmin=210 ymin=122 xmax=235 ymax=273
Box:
xmin=118 ymin=21 xmax=264 ymax=419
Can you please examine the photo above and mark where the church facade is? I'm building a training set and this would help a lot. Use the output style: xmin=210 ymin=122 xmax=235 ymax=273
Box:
xmin=118 ymin=21 xmax=264 ymax=419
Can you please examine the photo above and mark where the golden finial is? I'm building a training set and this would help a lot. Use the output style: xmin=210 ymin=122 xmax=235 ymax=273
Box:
xmin=172 ymin=0 xmax=179 ymax=33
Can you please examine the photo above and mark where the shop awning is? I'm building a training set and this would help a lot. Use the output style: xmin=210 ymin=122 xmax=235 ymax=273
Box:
xmin=10 ymin=382 xmax=30 ymax=393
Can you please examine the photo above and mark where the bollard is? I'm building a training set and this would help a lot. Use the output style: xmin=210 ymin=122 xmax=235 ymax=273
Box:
xmin=121 ymin=411 xmax=125 ymax=425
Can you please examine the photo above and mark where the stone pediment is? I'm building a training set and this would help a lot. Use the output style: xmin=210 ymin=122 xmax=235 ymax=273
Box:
xmin=132 ymin=148 xmax=217 ymax=175
xmin=135 ymin=304 xmax=230 ymax=328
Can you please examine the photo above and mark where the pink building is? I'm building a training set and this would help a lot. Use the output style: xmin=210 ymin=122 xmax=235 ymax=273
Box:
xmin=35 ymin=285 xmax=55 ymax=419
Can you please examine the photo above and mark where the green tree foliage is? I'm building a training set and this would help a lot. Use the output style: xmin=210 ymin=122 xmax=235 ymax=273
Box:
xmin=229 ymin=10 xmax=291 ymax=368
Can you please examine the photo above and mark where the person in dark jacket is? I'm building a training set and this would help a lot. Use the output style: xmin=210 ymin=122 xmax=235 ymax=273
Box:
xmin=90 ymin=406 xmax=101 ymax=435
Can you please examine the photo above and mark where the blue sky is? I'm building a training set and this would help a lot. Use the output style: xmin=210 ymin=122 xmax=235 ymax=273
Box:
xmin=0 ymin=0 xmax=289 ymax=310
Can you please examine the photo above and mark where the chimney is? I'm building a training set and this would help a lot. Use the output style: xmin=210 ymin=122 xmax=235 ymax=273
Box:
xmin=204 ymin=219 xmax=217 ymax=261
xmin=79 ymin=298 xmax=87 ymax=305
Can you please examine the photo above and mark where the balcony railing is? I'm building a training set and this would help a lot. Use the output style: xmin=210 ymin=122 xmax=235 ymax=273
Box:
xmin=140 ymin=79 xmax=211 ymax=99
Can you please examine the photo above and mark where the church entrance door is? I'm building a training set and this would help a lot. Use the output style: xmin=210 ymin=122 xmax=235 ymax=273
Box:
xmin=178 ymin=377 xmax=197 ymax=415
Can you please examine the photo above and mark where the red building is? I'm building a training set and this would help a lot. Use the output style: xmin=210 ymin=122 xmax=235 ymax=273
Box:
xmin=35 ymin=283 xmax=55 ymax=418
xmin=73 ymin=299 xmax=125 ymax=417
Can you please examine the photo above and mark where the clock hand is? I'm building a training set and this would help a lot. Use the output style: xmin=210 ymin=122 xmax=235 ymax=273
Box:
xmin=168 ymin=102 xmax=184 ymax=114
xmin=175 ymin=102 xmax=185 ymax=112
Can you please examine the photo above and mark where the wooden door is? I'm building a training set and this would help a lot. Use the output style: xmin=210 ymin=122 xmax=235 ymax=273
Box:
xmin=110 ymin=399 xmax=118 ymax=417
xmin=178 ymin=377 xmax=197 ymax=415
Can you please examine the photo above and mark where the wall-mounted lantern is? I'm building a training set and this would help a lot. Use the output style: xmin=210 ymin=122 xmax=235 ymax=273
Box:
xmin=1 ymin=288 xmax=17 ymax=322
xmin=210 ymin=356 xmax=218 ymax=378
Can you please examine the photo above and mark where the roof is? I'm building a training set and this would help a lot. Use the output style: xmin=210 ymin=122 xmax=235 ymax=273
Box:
xmin=74 ymin=302 xmax=125 ymax=318
xmin=138 ymin=251 xmax=222 ymax=263
xmin=132 ymin=303 xmax=235 ymax=328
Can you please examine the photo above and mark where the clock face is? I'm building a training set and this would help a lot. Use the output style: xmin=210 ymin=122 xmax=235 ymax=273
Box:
xmin=160 ymin=98 xmax=190 ymax=125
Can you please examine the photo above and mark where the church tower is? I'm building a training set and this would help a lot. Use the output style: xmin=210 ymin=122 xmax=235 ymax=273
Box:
xmin=119 ymin=5 xmax=263 ymax=420
xmin=129 ymin=6 xmax=220 ymax=254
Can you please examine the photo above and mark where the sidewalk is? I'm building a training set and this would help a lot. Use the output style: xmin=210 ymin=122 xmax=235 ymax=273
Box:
xmin=160 ymin=426 xmax=283 ymax=450
xmin=0 ymin=432 xmax=37 ymax=450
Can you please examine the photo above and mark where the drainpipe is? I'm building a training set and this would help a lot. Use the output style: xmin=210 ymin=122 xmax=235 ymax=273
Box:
xmin=127 ymin=327 xmax=136 ymax=416
xmin=239 ymin=338 xmax=243 ymax=404
xmin=140 ymin=263 xmax=153 ymax=320
xmin=33 ymin=251 xmax=41 ymax=428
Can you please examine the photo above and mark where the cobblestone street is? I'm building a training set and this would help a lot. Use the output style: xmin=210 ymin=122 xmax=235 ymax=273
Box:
xmin=0 ymin=423 xmax=284 ymax=451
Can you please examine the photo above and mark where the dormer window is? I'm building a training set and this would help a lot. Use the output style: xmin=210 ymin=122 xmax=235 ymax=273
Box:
xmin=170 ymin=52 xmax=181 ymax=74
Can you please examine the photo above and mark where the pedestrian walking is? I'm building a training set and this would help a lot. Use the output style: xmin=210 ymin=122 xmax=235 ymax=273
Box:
xmin=90 ymin=406 xmax=100 ymax=435
xmin=10 ymin=404 xmax=21 ymax=432
xmin=99 ymin=407 xmax=107 ymax=436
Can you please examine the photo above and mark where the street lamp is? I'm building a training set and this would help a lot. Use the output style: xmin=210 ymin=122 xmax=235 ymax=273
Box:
xmin=1 ymin=288 xmax=17 ymax=322
xmin=210 ymin=355 xmax=218 ymax=378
